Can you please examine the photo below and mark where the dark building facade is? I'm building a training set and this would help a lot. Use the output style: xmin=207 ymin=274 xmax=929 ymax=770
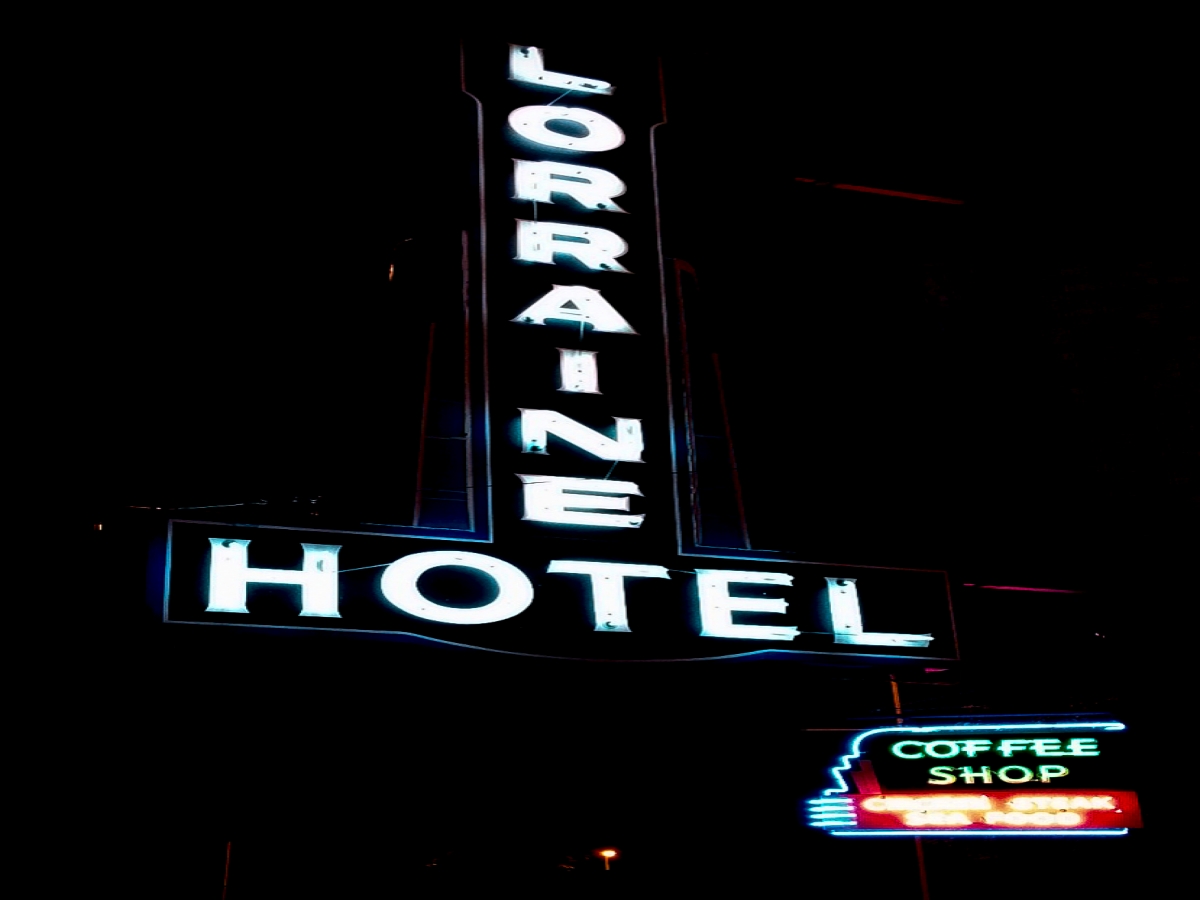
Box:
xmin=73 ymin=25 xmax=1189 ymax=897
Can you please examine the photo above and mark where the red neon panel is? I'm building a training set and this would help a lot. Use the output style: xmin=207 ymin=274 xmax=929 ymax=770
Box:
xmin=854 ymin=791 xmax=1142 ymax=832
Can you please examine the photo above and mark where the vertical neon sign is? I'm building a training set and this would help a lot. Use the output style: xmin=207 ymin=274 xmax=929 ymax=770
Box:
xmin=161 ymin=40 xmax=959 ymax=663
xmin=465 ymin=40 xmax=675 ymax=549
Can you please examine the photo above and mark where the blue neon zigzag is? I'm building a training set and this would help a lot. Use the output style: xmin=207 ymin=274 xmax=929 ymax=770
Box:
xmin=807 ymin=721 xmax=1127 ymax=836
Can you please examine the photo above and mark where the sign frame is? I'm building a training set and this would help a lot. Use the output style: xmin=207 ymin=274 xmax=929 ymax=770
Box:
xmin=807 ymin=721 xmax=1140 ymax=837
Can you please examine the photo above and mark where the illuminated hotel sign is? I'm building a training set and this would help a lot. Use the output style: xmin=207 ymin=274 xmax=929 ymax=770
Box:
xmin=807 ymin=722 xmax=1142 ymax=836
xmin=161 ymin=40 xmax=958 ymax=662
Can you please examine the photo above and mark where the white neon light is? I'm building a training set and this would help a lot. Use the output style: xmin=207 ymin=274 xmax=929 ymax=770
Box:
xmin=696 ymin=570 xmax=799 ymax=641
xmin=557 ymin=348 xmax=601 ymax=394
xmin=207 ymin=538 xmax=341 ymax=617
xmin=511 ymin=285 xmax=637 ymax=334
xmin=516 ymin=220 xmax=631 ymax=273
xmin=513 ymin=159 xmax=627 ymax=213
xmin=519 ymin=408 xmax=643 ymax=461
xmin=517 ymin=474 xmax=644 ymax=528
xmin=548 ymin=560 xmax=670 ymax=631
xmin=825 ymin=577 xmax=933 ymax=647
xmin=378 ymin=551 xmax=533 ymax=625
xmin=508 ymin=45 xmax=614 ymax=95
xmin=508 ymin=106 xmax=624 ymax=153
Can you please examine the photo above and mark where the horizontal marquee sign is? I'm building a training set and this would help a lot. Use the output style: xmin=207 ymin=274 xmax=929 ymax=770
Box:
xmin=807 ymin=722 xmax=1141 ymax=836
xmin=163 ymin=521 xmax=956 ymax=662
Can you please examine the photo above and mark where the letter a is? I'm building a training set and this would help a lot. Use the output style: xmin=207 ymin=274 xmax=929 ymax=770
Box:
xmin=511 ymin=285 xmax=637 ymax=334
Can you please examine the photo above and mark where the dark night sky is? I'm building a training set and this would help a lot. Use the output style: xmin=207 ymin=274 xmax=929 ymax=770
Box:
xmin=67 ymin=19 xmax=1190 ymax=896
xmin=83 ymin=24 xmax=1192 ymax=582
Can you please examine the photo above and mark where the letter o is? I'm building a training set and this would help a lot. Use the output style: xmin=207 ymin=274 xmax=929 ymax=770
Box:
xmin=509 ymin=106 xmax=625 ymax=152
xmin=925 ymin=741 xmax=961 ymax=759
xmin=997 ymin=765 xmax=1035 ymax=784
xmin=380 ymin=551 xmax=534 ymax=625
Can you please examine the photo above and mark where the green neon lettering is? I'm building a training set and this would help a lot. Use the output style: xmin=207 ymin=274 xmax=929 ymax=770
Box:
xmin=891 ymin=741 xmax=926 ymax=759
xmin=956 ymin=766 xmax=993 ymax=785
xmin=1030 ymin=739 xmax=1065 ymax=756
xmin=925 ymin=740 xmax=961 ymax=759
xmin=997 ymin=765 xmax=1035 ymax=784
xmin=996 ymin=739 xmax=1030 ymax=757
xmin=1066 ymin=738 xmax=1100 ymax=757
xmin=958 ymin=739 xmax=992 ymax=757
xmin=927 ymin=766 xmax=956 ymax=785
xmin=1038 ymin=765 xmax=1069 ymax=782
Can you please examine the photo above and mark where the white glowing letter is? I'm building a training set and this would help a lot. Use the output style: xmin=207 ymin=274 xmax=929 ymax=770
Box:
xmin=511 ymin=285 xmax=637 ymax=334
xmin=548 ymin=560 xmax=670 ymax=632
xmin=513 ymin=159 xmax=627 ymax=213
xmin=558 ymin=348 xmax=601 ymax=394
xmin=825 ymin=577 xmax=933 ymax=647
xmin=516 ymin=220 xmax=630 ymax=273
xmin=517 ymin=474 xmax=644 ymax=529
xmin=519 ymin=408 xmax=643 ymax=461
xmin=379 ymin=551 xmax=533 ymax=625
xmin=509 ymin=45 xmax=614 ymax=95
xmin=696 ymin=569 xmax=799 ymax=641
xmin=207 ymin=538 xmax=341 ymax=618
xmin=508 ymin=106 xmax=624 ymax=153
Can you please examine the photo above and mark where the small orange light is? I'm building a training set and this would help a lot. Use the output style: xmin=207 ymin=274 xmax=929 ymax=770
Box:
xmin=599 ymin=849 xmax=616 ymax=858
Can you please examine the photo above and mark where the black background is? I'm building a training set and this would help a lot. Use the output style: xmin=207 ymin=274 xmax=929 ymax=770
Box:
xmin=65 ymin=15 xmax=1190 ymax=897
